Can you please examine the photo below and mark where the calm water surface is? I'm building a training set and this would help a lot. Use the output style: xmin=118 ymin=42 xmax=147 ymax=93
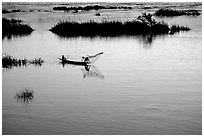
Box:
xmin=2 ymin=2 xmax=202 ymax=135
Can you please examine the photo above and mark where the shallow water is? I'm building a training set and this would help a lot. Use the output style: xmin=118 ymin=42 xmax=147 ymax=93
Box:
xmin=2 ymin=2 xmax=202 ymax=135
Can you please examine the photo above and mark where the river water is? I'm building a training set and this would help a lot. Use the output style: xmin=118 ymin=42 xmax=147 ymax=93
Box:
xmin=2 ymin=2 xmax=202 ymax=135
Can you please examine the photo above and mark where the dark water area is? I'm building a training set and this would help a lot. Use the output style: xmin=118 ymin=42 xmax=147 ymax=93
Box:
xmin=2 ymin=2 xmax=202 ymax=135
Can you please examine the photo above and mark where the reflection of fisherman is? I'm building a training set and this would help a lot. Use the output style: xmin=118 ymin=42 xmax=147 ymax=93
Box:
xmin=85 ymin=65 xmax=91 ymax=71
xmin=61 ymin=55 xmax=66 ymax=61
xmin=83 ymin=65 xmax=91 ymax=78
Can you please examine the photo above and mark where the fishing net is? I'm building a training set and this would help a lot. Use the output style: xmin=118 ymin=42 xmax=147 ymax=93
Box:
xmin=82 ymin=52 xmax=103 ymax=64
xmin=63 ymin=52 xmax=103 ymax=64
xmin=81 ymin=65 xmax=104 ymax=79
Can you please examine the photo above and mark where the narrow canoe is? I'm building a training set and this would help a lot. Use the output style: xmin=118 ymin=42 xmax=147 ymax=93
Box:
xmin=59 ymin=58 xmax=88 ymax=66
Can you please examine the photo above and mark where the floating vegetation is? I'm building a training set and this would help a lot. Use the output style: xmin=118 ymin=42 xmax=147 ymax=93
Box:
xmin=2 ymin=55 xmax=44 ymax=69
xmin=2 ymin=18 xmax=34 ymax=39
xmin=15 ymin=88 xmax=34 ymax=104
xmin=95 ymin=13 xmax=101 ymax=16
xmin=169 ymin=25 xmax=190 ymax=34
xmin=50 ymin=12 xmax=190 ymax=37
xmin=154 ymin=8 xmax=201 ymax=17
xmin=53 ymin=5 xmax=132 ymax=12
xmin=29 ymin=58 xmax=44 ymax=66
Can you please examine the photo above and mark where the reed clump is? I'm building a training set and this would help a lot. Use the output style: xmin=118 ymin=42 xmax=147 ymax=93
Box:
xmin=15 ymin=88 xmax=34 ymax=103
xmin=154 ymin=8 xmax=200 ymax=17
xmin=170 ymin=25 xmax=190 ymax=34
xmin=29 ymin=58 xmax=44 ymax=66
xmin=2 ymin=55 xmax=44 ymax=69
xmin=2 ymin=18 xmax=34 ymax=39
xmin=2 ymin=55 xmax=28 ymax=68
xmin=50 ymin=13 xmax=190 ymax=37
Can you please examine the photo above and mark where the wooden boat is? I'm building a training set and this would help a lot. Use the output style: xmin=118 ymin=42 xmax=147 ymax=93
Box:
xmin=59 ymin=58 xmax=88 ymax=66
xmin=59 ymin=52 xmax=103 ymax=66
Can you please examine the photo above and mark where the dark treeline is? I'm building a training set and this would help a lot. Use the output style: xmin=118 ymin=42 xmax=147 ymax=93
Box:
xmin=53 ymin=5 xmax=132 ymax=11
xmin=50 ymin=13 xmax=190 ymax=37
xmin=2 ymin=55 xmax=44 ymax=69
xmin=154 ymin=8 xmax=201 ymax=17
xmin=2 ymin=18 xmax=34 ymax=39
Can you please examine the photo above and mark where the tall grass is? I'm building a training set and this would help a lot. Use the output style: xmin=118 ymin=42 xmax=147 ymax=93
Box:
xmin=50 ymin=13 xmax=190 ymax=37
xmin=2 ymin=18 xmax=34 ymax=39
xmin=2 ymin=55 xmax=44 ymax=69
xmin=15 ymin=88 xmax=34 ymax=104
xmin=170 ymin=25 xmax=190 ymax=34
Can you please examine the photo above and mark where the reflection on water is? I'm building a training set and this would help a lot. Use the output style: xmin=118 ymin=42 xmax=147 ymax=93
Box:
xmin=2 ymin=2 xmax=201 ymax=135
xmin=3 ymin=33 xmax=32 ymax=40
xmin=138 ymin=34 xmax=157 ymax=47
xmin=60 ymin=62 xmax=104 ymax=79
xmin=14 ymin=88 xmax=34 ymax=104
xmin=54 ymin=33 xmax=167 ymax=49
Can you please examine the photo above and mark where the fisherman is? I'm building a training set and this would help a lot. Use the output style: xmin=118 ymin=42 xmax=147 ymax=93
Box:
xmin=84 ymin=57 xmax=90 ymax=63
xmin=61 ymin=55 xmax=66 ymax=61
xmin=82 ymin=56 xmax=90 ymax=63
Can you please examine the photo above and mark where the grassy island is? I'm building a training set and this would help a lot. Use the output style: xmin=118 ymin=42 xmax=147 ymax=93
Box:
xmin=50 ymin=13 xmax=190 ymax=37
xmin=2 ymin=18 xmax=34 ymax=39
xmin=154 ymin=8 xmax=200 ymax=17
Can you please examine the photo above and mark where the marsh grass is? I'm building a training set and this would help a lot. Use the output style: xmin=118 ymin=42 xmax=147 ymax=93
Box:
xmin=50 ymin=13 xmax=190 ymax=37
xmin=2 ymin=55 xmax=44 ymax=69
xmin=170 ymin=25 xmax=190 ymax=34
xmin=29 ymin=58 xmax=44 ymax=66
xmin=154 ymin=8 xmax=200 ymax=17
xmin=2 ymin=18 xmax=34 ymax=39
xmin=15 ymin=88 xmax=34 ymax=104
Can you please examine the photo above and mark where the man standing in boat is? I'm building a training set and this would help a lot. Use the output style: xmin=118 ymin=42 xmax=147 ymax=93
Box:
xmin=61 ymin=55 xmax=66 ymax=61
xmin=82 ymin=56 xmax=90 ymax=63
